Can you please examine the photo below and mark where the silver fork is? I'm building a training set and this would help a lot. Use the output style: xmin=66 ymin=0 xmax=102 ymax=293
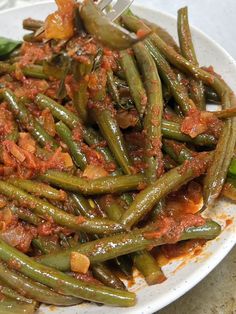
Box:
xmin=97 ymin=0 xmax=134 ymax=22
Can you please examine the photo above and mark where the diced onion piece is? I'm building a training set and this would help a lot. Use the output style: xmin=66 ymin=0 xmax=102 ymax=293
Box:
xmin=70 ymin=252 xmax=90 ymax=274
xmin=82 ymin=164 xmax=108 ymax=179
xmin=61 ymin=153 xmax=73 ymax=168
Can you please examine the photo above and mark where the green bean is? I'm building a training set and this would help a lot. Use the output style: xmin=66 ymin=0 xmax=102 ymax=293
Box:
xmin=93 ymin=48 xmax=104 ymax=71
xmin=32 ymin=236 xmax=61 ymax=254
xmin=134 ymin=42 xmax=163 ymax=181
xmin=203 ymin=92 xmax=236 ymax=207
xmin=178 ymin=7 xmax=205 ymax=110
xmin=0 ymin=261 xmax=79 ymax=306
xmin=140 ymin=17 xmax=180 ymax=53
xmin=7 ymin=178 xmax=67 ymax=201
xmin=80 ymin=0 xmax=139 ymax=50
xmin=121 ymin=153 xmax=210 ymax=228
xmin=132 ymin=250 xmax=166 ymax=285
xmin=35 ymin=94 xmax=216 ymax=149
xmin=2 ymin=89 xmax=58 ymax=149
xmin=119 ymin=50 xmax=147 ymax=117
xmin=69 ymin=195 xmax=126 ymax=290
xmin=35 ymin=94 xmax=120 ymax=173
xmin=10 ymin=205 xmax=43 ymax=226
xmin=107 ymin=70 xmax=120 ymax=104
xmin=121 ymin=16 xmax=194 ymax=115
xmin=39 ymin=170 xmax=145 ymax=195
xmin=122 ymin=12 xmax=226 ymax=98
xmin=36 ymin=220 xmax=221 ymax=270
xmin=35 ymin=93 xmax=80 ymax=129
xmin=162 ymin=119 xmax=216 ymax=146
xmin=72 ymin=59 xmax=93 ymax=123
xmin=0 ymin=239 xmax=136 ymax=307
xmin=21 ymin=64 xmax=47 ymax=79
xmin=70 ymin=193 xmax=97 ymax=219
xmin=92 ymin=106 xmax=133 ymax=175
xmin=0 ymin=279 xmax=32 ymax=303
xmin=144 ymin=40 xmax=194 ymax=115
xmin=162 ymin=139 xmax=196 ymax=164
xmin=0 ymin=180 xmax=124 ymax=235
xmin=0 ymin=62 xmax=47 ymax=79
xmin=212 ymin=107 xmax=236 ymax=119
xmin=0 ymin=297 xmax=37 ymax=314
xmin=23 ymin=18 xmax=44 ymax=31
xmin=56 ymin=121 xmax=87 ymax=170
xmin=92 ymin=263 xmax=126 ymax=290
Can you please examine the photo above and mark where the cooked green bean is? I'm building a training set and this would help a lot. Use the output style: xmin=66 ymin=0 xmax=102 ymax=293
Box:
xmin=56 ymin=121 xmax=87 ymax=170
xmin=119 ymin=50 xmax=147 ymax=117
xmin=0 ymin=297 xmax=37 ymax=314
xmin=7 ymin=178 xmax=67 ymax=201
xmin=10 ymin=205 xmax=43 ymax=226
xmin=92 ymin=106 xmax=133 ymax=175
xmin=162 ymin=119 xmax=216 ymax=146
xmin=70 ymin=193 xmax=97 ymax=219
xmin=35 ymin=94 xmax=120 ymax=173
xmin=80 ymin=0 xmax=139 ymax=50
xmin=2 ymin=89 xmax=58 ymax=149
xmin=121 ymin=154 xmax=210 ymax=228
xmin=162 ymin=139 xmax=196 ymax=164
xmin=140 ymin=17 xmax=180 ymax=53
xmin=0 ymin=62 xmax=47 ymax=79
xmin=39 ymin=170 xmax=145 ymax=194
xmin=212 ymin=107 xmax=236 ymax=119
xmin=36 ymin=220 xmax=221 ymax=270
xmin=32 ymin=236 xmax=61 ymax=254
xmin=92 ymin=263 xmax=126 ymax=290
xmin=203 ymin=74 xmax=236 ymax=207
xmin=0 ymin=180 xmax=124 ymax=235
xmin=107 ymin=70 xmax=120 ymax=104
xmin=132 ymin=250 xmax=166 ymax=285
xmin=134 ymin=42 xmax=163 ymax=181
xmin=0 ymin=238 xmax=136 ymax=307
xmin=0 ymin=262 xmax=80 ymax=305
xmin=0 ymin=278 xmax=32 ymax=303
xmin=178 ymin=7 xmax=205 ymax=110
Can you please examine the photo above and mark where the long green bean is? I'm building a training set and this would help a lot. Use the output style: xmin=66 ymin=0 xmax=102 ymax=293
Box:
xmin=121 ymin=154 xmax=210 ymax=228
xmin=0 ymin=262 xmax=80 ymax=305
xmin=35 ymin=94 xmax=121 ymax=173
xmin=0 ymin=238 xmax=136 ymax=307
xmin=39 ymin=170 xmax=145 ymax=195
xmin=7 ymin=178 xmax=67 ymax=201
xmin=0 ymin=180 xmax=124 ymax=235
xmin=178 ymin=7 xmax=205 ymax=110
xmin=0 ymin=279 xmax=32 ymax=303
xmin=91 ymin=106 xmax=133 ymax=175
xmin=10 ymin=205 xmax=43 ymax=226
xmin=2 ymin=89 xmax=58 ymax=149
xmin=119 ymin=50 xmax=147 ymax=117
xmin=56 ymin=121 xmax=87 ymax=170
xmin=36 ymin=220 xmax=221 ymax=270
xmin=134 ymin=42 xmax=163 ymax=181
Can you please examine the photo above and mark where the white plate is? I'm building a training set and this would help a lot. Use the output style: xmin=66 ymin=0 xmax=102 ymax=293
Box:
xmin=0 ymin=2 xmax=235 ymax=314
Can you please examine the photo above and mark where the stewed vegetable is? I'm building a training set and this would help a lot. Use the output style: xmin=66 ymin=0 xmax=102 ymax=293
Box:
xmin=0 ymin=0 xmax=234 ymax=312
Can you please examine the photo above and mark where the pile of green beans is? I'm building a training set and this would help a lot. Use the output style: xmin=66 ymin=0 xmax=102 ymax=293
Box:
xmin=0 ymin=1 xmax=233 ymax=312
